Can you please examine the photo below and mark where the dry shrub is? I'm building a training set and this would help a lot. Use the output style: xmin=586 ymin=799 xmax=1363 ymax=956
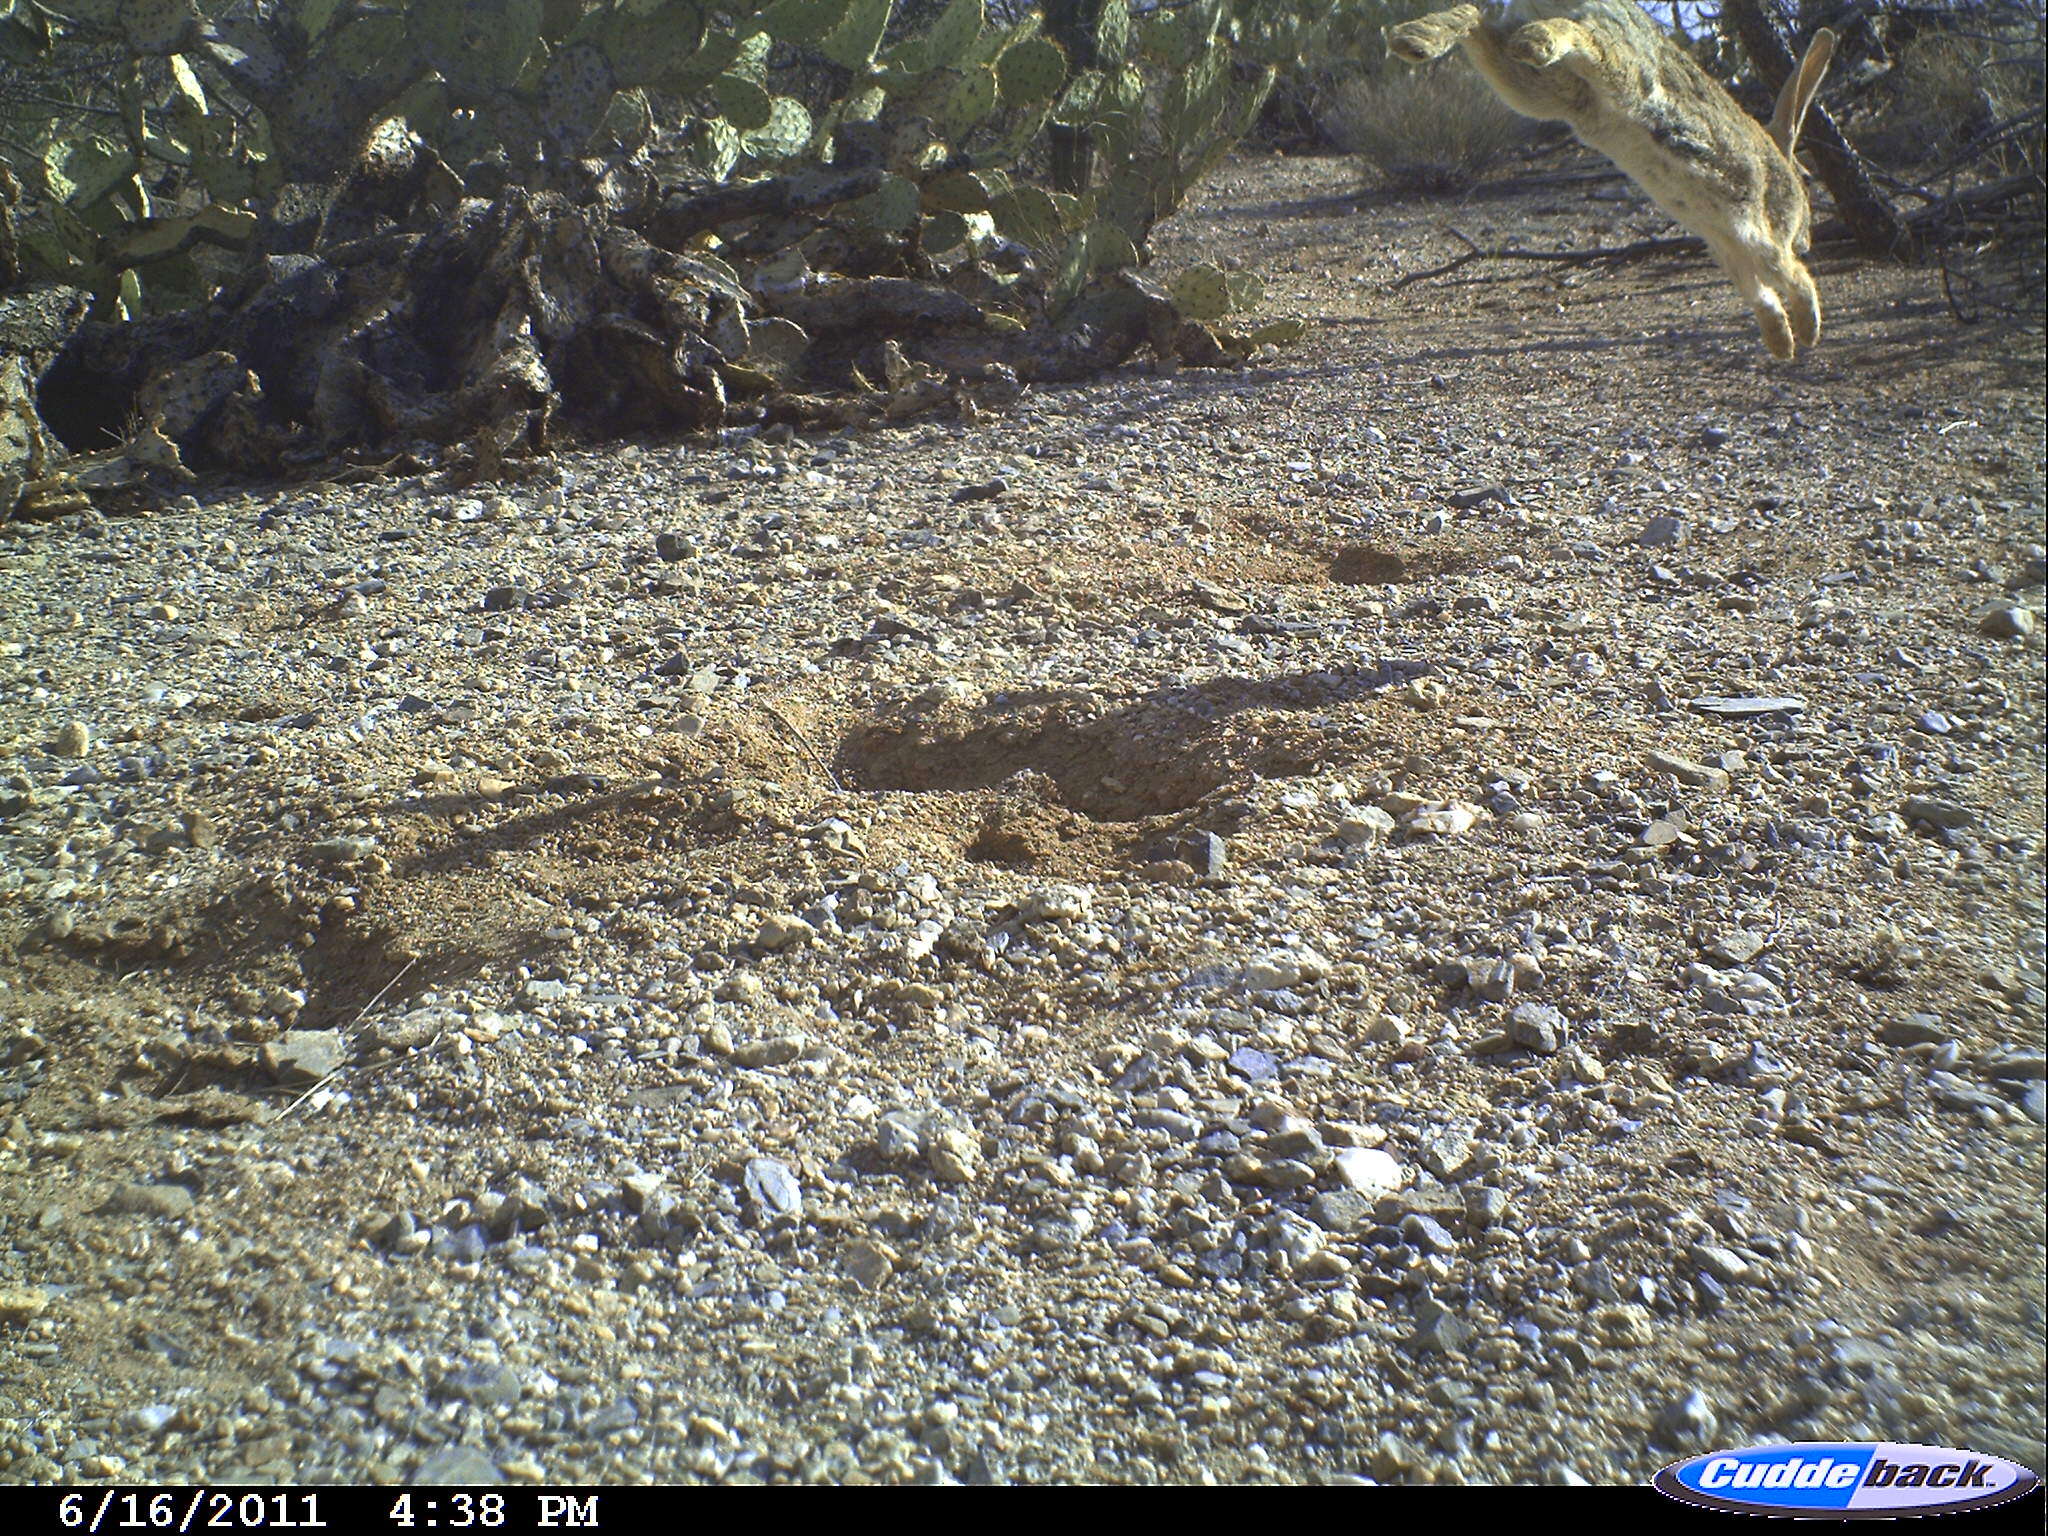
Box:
xmin=1319 ymin=58 xmax=1532 ymax=192
xmin=1859 ymin=10 xmax=2046 ymax=174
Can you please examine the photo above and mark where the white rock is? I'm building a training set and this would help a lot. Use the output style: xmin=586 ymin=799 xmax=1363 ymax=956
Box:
xmin=1332 ymin=1147 xmax=1405 ymax=1197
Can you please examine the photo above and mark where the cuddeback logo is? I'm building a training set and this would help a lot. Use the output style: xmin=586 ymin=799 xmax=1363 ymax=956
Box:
xmin=1655 ymin=1442 xmax=2040 ymax=1517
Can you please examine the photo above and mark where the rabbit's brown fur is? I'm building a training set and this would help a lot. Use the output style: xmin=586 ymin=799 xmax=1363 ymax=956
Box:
xmin=1387 ymin=1 xmax=1836 ymax=359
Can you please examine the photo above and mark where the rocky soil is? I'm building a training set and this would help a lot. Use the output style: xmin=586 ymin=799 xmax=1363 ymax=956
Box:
xmin=1 ymin=148 xmax=2043 ymax=1487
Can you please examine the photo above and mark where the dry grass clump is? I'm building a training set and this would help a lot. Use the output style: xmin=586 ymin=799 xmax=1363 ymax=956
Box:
xmin=1319 ymin=58 xmax=1532 ymax=193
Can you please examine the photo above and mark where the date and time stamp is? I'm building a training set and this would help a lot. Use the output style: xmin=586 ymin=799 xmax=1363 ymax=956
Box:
xmin=42 ymin=1493 xmax=603 ymax=1534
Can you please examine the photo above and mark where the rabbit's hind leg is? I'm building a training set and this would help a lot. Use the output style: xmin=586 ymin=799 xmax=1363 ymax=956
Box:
xmin=1706 ymin=233 xmax=1799 ymax=359
xmin=1777 ymin=259 xmax=1822 ymax=349
xmin=1386 ymin=4 xmax=1484 ymax=63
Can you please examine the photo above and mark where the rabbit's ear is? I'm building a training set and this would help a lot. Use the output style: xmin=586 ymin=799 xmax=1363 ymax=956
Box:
xmin=1769 ymin=27 xmax=1836 ymax=155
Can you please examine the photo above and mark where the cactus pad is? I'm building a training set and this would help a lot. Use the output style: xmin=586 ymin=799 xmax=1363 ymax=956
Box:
xmin=996 ymin=38 xmax=1066 ymax=106
xmin=1170 ymin=262 xmax=1231 ymax=321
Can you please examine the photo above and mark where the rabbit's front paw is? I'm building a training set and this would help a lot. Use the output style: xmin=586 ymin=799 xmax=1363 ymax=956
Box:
xmin=1508 ymin=18 xmax=1579 ymax=69
xmin=1387 ymin=5 xmax=1481 ymax=62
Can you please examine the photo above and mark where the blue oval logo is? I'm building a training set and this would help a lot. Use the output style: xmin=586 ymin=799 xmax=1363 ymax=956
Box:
xmin=1655 ymin=1442 xmax=2040 ymax=1517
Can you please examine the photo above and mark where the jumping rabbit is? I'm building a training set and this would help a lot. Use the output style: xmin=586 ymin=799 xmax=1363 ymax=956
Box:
xmin=1386 ymin=2 xmax=1837 ymax=359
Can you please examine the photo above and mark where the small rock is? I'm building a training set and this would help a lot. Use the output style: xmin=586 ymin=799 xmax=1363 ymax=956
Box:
xmin=1900 ymin=796 xmax=1975 ymax=830
xmin=1977 ymin=603 xmax=2037 ymax=639
xmin=1877 ymin=1014 xmax=1950 ymax=1047
xmin=262 ymin=1030 xmax=346 ymax=1084
xmin=925 ymin=1126 xmax=979 ymax=1183
xmin=733 ymin=1036 xmax=805 ymax=1068
xmin=844 ymin=1239 xmax=898 ymax=1289
xmin=1657 ymin=1389 xmax=1719 ymax=1450
xmin=104 ymin=1182 xmax=195 ymax=1220
xmin=305 ymin=835 xmax=378 ymax=866
xmin=1331 ymin=1147 xmax=1405 ymax=1196
xmin=1646 ymin=749 xmax=1729 ymax=791
xmin=480 ymin=585 xmax=529 ymax=613
xmin=1017 ymin=886 xmax=1092 ymax=922
xmin=54 ymin=721 xmax=92 ymax=757
xmin=0 ymin=1284 xmax=50 ymax=1325
xmin=1183 ymin=830 xmax=1228 ymax=877
xmin=1706 ymin=929 xmax=1768 ymax=965
xmin=412 ymin=1445 xmax=506 ymax=1486
xmin=1409 ymin=1298 xmax=1467 ymax=1354
xmin=1243 ymin=946 xmax=1330 ymax=991
xmin=754 ymin=913 xmax=815 ymax=950
xmin=1508 ymin=1002 xmax=1565 ymax=1054
xmin=1402 ymin=801 xmax=1483 ymax=837
xmin=1637 ymin=515 xmax=1686 ymax=549
xmin=1689 ymin=696 xmax=1805 ymax=720
xmin=742 ymin=1158 xmax=802 ymax=1220
xmin=1308 ymin=1189 xmax=1375 ymax=1233
xmin=1691 ymin=1244 xmax=1752 ymax=1285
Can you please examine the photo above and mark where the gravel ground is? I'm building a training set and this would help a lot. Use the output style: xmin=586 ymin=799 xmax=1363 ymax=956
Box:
xmin=2 ymin=149 xmax=2043 ymax=1488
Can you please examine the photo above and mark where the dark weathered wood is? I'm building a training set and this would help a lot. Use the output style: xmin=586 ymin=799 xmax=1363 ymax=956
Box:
xmin=1044 ymin=0 xmax=1113 ymax=194
xmin=1722 ymin=0 xmax=1911 ymax=256
xmin=648 ymin=167 xmax=889 ymax=245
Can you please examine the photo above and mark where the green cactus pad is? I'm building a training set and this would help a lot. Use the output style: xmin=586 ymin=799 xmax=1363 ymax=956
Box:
xmin=760 ymin=0 xmax=853 ymax=46
xmin=922 ymin=170 xmax=993 ymax=214
xmin=820 ymin=0 xmax=889 ymax=70
xmin=714 ymin=74 xmax=774 ymax=132
xmin=118 ymin=0 xmax=197 ymax=53
xmin=1170 ymin=263 xmax=1231 ymax=320
xmin=989 ymin=184 xmax=1065 ymax=249
xmin=1241 ymin=317 xmax=1307 ymax=347
xmin=853 ymin=173 xmax=921 ymax=233
xmin=709 ymin=303 xmax=750 ymax=360
xmin=685 ymin=115 xmax=742 ymax=180
xmin=743 ymin=95 xmax=813 ymax=160
xmin=933 ymin=63 xmax=999 ymax=140
xmin=921 ymin=209 xmax=970 ymax=252
xmin=599 ymin=9 xmax=718 ymax=89
xmin=1226 ymin=272 xmax=1264 ymax=311
xmin=540 ymin=41 xmax=619 ymax=155
xmin=411 ymin=0 xmax=541 ymax=92
xmin=1095 ymin=0 xmax=1131 ymax=62
xmin=921 ymin=0 xmax=984 ymax=66
xmin=996 ymin=37 xmax=1065 ymax=106
xmin=1050 ymin=69 xmax=1101 ymax=126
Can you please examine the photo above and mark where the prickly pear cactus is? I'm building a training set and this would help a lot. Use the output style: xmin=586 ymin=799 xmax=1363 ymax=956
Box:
xmin=997 ymin=37 xmax=1068 ymax=106
xmin=1170 ymin=262 xmax=1232 ymax=321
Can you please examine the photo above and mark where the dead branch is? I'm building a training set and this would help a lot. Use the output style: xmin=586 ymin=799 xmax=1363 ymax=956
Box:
xmin=648 ymin=167 xmax=890 ymax=245
xmin=1391 ymin=226 xmax=1702 ymax=289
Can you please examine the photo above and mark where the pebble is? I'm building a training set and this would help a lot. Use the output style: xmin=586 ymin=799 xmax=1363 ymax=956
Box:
xmin=1657 ymin=1389 xmax=1719 ymax=1449
xmin=1689 ymin=696 xmax=1805 ymax=719
xmin=845 ymin=1239 xmax=898 ymax=1289
xmin=0 ymin=1284 xmax=50 ymax=1324
xmin=1899 ymin=796 xmax=1975 ymax=830
xmin=1977 ymin=603 xmax=2037 ymax=639
xmin=104 ymin=1182 xmax=195 ymax=1219
xmin=743 ymin=1158 xmax=802 ymax=1220
xmin=1706 ymin=930 xmax=1768 ymax=965
xmin=1646 ymin=749 xmax=1729 ymax=791
xmin=1508 ymin=1002 xmax=1565 ymax=1054
xmin=262 ymin=1030 xmax=346 ymax=1084
xmin=412 ymin=1445 xmax=506 ymax=1486
xmin=1637 ymin=515 xmax=1685 ymax=548
xmin=754 ymin=913 xmax=816 ymax=950
xmin=1878 ymin=1015 xmax=1950 ymax=1047
xmin=1402 ymin=801 xmax=1482 ymax=837
xmin=54 ymin=721 xmax=92 ymax=757
xmin=1332 ymin=1147 xmax=1405 ymax=1196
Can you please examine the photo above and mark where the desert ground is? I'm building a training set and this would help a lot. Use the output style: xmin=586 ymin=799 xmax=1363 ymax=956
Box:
xmin=1 ymin=146 xmax=2043 ymax=1486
